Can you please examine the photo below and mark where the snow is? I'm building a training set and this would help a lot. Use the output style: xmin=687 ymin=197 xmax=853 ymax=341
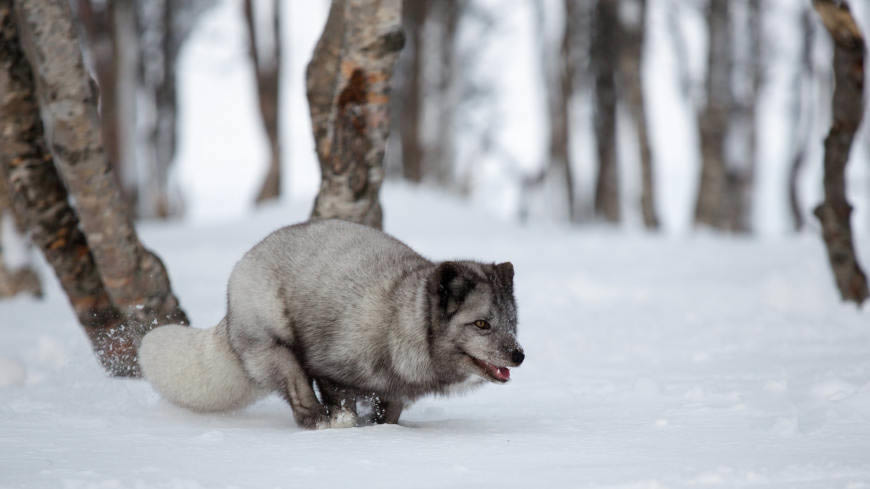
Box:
xmin=2 ymin=185 xmax=870 ymax=488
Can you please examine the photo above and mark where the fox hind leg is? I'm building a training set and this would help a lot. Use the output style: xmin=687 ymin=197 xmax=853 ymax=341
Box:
xmin=236 ymin=339 xmax=326 ymax=429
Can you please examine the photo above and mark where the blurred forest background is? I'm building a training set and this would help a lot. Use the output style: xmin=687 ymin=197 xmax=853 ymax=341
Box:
xmin=2 ymin=0 xmax=870 ymax=319
xmin=1 ymin=0 xmax=865 ymax=230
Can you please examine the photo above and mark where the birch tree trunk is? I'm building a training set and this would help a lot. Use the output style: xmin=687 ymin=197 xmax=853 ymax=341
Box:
xmin=246 ymin=0 xmax=283 ymax=205
xmin=619 ymin=0 xmax=659 ymax=229
xmin=12 ymin=0 xmax=188 ymax=328
xmin=307 ymin=0 xmax=404 ymax=229
xmin=592 ymin=0 xmax=620 ymax=223
xmin=694 ymin=0 xmax=732 ymax=229
xmin=812 ymin=0 xmax=868 ymax=305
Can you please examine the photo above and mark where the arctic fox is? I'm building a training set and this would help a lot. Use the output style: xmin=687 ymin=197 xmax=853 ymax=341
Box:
xmin=139 ymin=219 xmax=523 ymax=429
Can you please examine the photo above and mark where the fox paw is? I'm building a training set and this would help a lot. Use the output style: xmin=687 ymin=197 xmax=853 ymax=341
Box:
xmin=316 ymin=408 xmax=357 ymax=430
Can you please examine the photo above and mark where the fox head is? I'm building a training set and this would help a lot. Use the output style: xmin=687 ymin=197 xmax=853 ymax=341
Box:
xmin=426 ymin=261 xmax=523 ymax=384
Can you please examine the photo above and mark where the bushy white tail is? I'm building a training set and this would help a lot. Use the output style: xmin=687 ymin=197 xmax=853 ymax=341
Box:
xmin=138 ymin=319 xmax=265 ymax=412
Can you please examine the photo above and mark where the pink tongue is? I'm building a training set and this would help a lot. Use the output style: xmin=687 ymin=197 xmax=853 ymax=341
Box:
xmin=495 ymin=366 xmax=510 ymax=380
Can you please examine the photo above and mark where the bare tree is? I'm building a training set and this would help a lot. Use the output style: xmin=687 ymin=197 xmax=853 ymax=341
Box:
xmin=532 ymin=0 xmax=578 ymax=222
xmin=591 ymin=0 xmax=620 ymax=223
xmin=307 ymin=0 xmax=405 ymax=229
xmin=788 ymin=7 xmax=815 ymax=232
xmin=812 ymin=0 xmax=868 ymax=305
xmin=7 ymin=0 xmax=188 ymax=366
xmin=428 ymin=0 xmax=462 ymax=188
xmin=245 ymin=0 xmax=283 ymax=205
xmin=396 ymin=0 xmax=427 ymax=183
xmin=619 ymin=0 xmax=659 ymax=229
xmin=140 ymin=0 xmax=187 ymax=217
xmin=693 ymin=0 xmax=732 ymax=230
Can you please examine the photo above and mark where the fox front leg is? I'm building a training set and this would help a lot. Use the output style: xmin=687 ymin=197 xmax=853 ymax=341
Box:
xmin=316 ymin=379 xmax=358 ymax=428
xmin=370 ymin=396 xmax=403 ymax=424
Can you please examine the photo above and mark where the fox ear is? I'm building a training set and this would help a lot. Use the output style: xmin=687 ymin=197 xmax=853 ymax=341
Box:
xmin=429 ymin=262 xmax=476 ymax=316
xmin=495 ymin=262 xmax=514 ymax=289
xmin=496 ymin=262 xmax=514 ymax=281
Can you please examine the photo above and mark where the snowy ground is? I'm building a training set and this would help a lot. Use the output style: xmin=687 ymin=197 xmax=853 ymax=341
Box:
xmin=2 ymin=185 xmax=870 ymax=489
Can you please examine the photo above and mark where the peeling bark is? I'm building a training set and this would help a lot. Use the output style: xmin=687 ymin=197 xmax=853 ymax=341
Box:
xmin=246 ymin=0 xmax=283 ymax=205
xmin=812 ymin=0 xmax=868 ymax=305
xmin=307 ymin=0 xmax=404 ymax=229
xmin=0 ymin=1 xmax=140 ymax=374
xmin=592 ymin=0 xmax=620 ymax=223
xmin=12 ymin=0 xmax=188 ymax=327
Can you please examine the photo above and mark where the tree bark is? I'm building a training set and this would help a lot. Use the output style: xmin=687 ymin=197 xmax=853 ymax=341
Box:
xmin=812 ymin=0 xmax=868 ymax=305
xmin=12 ymin=0 xmax=188 ymax=327
xmin=693 ymin=0 xmax=732 ymax=230
xmin=0 ymin=0 xmax=145 ymax=374
xmin=0 ymin=165 xmax=41 ymax=298
xmin=592 ymin=0 xmax=620 ymax=223
xmin=307 ymin=0 xmax=405 ymax=229
xmin=246 ymin=0 xmax=283 ymax=205
xmin=619 ymin=0 xmax=659 ymax=229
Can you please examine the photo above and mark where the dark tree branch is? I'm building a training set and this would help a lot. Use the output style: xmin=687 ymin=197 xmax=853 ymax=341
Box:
xmin=812 ymin=0 xmax=868 ymax=304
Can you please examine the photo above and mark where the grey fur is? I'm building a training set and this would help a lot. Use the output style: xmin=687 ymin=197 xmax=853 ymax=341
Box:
xmin=139 ymin=219 xmax=523 ymax=429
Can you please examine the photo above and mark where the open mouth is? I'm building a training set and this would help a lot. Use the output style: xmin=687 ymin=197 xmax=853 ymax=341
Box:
xmin=469 ymin=355 xmax=510 ymax=383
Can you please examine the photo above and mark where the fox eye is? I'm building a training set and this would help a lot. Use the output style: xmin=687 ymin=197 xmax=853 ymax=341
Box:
xmin=473 ymin=320 xmax=490 ymax=330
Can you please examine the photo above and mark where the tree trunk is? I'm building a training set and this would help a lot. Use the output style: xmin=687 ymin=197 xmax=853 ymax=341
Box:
xmin=12 ymin=0 xmax=188 ymax=327
xmin=151 ymin=0 xmax=181 ymax=217
xmin=397 ymin=0 xmax=426 ymax=183
xmin=720 ymin=0 xmax=761 ymax=233
xmin=532 ymin=0 xmax=577 ymax=222
xmin=0 ymin=1 xmax=144 ymax=374
xmin=693 ymin=0 xmax=732 ymax=229
xmin=429 ymin=0 xmax=460 ymax=188
xmin=812 ymin=0 xmax=868 ymax=305
xmin=788 ymin=8 xmax=815 ymax=232
xmin=592 ymin=0 xmax=620 ymax=223
xmin=619 ymin=0 xmax=659 ymax=229
xmin=0 ymin=165 xmax=41 ymax=298
xmin=75 ymin=0 xmax=130 ymax=211
xmin=113 ymin=0 xmax=141 ymax=214
xmin=306 ymin=0 xmax=405 ymax=229
xmin=246 ymin=0 xmax=283 ymax=205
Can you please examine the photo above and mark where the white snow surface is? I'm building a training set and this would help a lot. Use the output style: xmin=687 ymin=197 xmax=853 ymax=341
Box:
xmin=2 ymin=185 xmax=870 ymax=488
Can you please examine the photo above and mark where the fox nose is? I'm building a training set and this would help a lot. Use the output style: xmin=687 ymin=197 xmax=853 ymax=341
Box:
xmin=511 ymin=349 xmax=525 ymax=366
